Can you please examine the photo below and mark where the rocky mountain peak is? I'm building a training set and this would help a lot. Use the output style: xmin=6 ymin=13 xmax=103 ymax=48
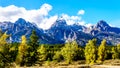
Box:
xmin=94 ymin=20 xmax=110 ymax=31
xmin=96 ymin=20 xmax=110 ymax=28
xmin=15 ymin=18 xmax=27 ymax=25
xmin=51 ymin=18 xmax=67 ymax=28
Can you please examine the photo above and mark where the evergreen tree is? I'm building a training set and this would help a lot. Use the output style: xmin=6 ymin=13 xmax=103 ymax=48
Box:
xmin=61 ymin=41 xmax=79 ymax=64
xmin=0 ymin=29 xmax=3 ymax=37
xmin=16 ymin=35 xmax=28 ymax=66
xmin=76 ymin=46 xmax=85 ymax=60
xmin=27 ymin=30 xmax=39 ymax=65
xmin=97 ymin=39 xmax=107 ymax=63
xmin=85 ymin=39 xmax=97 ymax=64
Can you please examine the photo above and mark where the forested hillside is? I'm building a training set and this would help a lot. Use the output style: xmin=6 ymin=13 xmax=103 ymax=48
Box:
xmin=0 ymin=30 xmax=120 ymax=67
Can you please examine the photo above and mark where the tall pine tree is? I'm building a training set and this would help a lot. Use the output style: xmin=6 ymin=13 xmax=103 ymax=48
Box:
xmin=27 ymin=30 xmax=39 ymax=65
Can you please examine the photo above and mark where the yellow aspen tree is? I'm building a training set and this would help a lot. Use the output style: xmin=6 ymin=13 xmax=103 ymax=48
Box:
xmin=16 ymin=35 xmax=28 ymax=66
xmin=85 ymin=39 xmax=97 ymax=64
xmin=97 ymin=39 xmax=106 ymax=63
xmin=37 ymin=44 xmax=47 ymax=62
xmin=61 ymin=41 xmax=79 ymax=64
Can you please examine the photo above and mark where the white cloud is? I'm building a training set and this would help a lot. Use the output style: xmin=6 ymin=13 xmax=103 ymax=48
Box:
xmin=0 ymin=3 xmax=58 ymax=30
xmin=60 ymin=10 xmax=86 ymax=25
xmin=61 ymin=13 xmax=85 ymax=25
xmin=77 ymin=10 xmax=85 ymax=15
xmin=0 ymin=5 xmax=26 ymax=22
xmin=0 ymin=4 xmax=91 ymax=29
xmin=39 ymin=15 xmax=58 ymax=29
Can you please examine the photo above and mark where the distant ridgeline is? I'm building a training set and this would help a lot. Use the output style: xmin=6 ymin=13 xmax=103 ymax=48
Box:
xmin=0 ymin=18 xmax=120 ymax=46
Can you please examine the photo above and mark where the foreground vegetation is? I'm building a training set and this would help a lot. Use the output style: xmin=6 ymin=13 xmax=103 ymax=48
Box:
xmin=0 ymin=30 xmax=120 ymax=67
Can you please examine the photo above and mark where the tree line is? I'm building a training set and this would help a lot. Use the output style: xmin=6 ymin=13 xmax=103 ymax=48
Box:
xmin=0 ymin=30 xmax=120 ymax=67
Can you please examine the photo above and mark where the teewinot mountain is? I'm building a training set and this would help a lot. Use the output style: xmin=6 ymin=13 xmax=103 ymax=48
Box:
xmin=0 ymin=18 xmax=120 ymax=46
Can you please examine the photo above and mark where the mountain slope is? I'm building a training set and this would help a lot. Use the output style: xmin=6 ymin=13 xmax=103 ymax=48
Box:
xmin=85 ymin=20 xmax=120 ymax=45
xmin=0 ymin=18 xmax=120 ymax=45
xmin=46 ymin=19 xmax=93 ymax=45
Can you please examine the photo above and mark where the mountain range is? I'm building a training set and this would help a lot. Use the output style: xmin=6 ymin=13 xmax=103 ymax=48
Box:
xmin=0 ymin=18 xmax=120 ymax=46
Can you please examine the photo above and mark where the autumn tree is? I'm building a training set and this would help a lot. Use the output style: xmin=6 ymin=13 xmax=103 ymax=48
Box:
xmin=117 ymin=44 xmax=120 ymax=59
xmin=16 ymin=35 xmax=28 ymax=66
xmin=85 ymin=39 xmax=97 ymax=64
xmin=97 ymin=39 xmax=107 ymax=63
xmin=53 ymin=44 xmax=64 ymax=62
xmin=61 ymin=41 xmax=79 ymax=64
xmin=112 ymin=46 xmax=119 ymax=59
xmin=0 ymin=32 xmax=9 ymax=45
xmin=111 ymin=44 xmax=120 ymax=59
xmin=0 ymin=32 xmax=10 ymax=67
xmin=53 ymin=51 xmax=63 ymax=62
xmin=37 ymin=44 xmax=47 ymax=62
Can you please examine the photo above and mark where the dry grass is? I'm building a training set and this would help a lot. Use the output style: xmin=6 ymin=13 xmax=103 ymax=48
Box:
xmin=8 ymin=60 xmax=120 ymax=68
xmin=103 ymin=59 xmax=120 ymax=66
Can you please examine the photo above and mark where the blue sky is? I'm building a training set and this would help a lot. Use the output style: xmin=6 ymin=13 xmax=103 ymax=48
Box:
xmin=0 ymin=0 xmax=120 ymax=27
